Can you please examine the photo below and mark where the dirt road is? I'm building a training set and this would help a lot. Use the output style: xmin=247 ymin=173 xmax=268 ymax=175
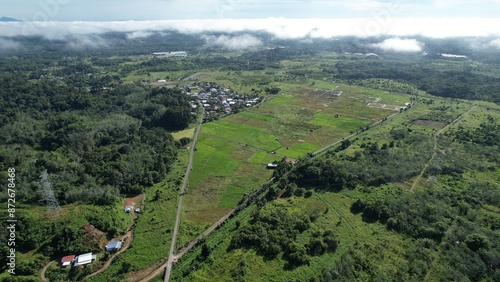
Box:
xmin=164 ymin=106 xmax=204 ymax=282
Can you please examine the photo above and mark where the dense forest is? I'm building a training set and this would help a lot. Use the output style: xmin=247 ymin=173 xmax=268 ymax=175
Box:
xmin=0 ymin=68 xmax=194 ymax=202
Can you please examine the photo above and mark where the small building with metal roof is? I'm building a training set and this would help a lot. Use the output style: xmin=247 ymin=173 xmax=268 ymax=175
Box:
xmin=106 ymin=241 xmax=122 ymax=252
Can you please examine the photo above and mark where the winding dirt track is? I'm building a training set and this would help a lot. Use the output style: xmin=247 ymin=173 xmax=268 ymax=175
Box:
xmin=41 ymin=260 xmax=55 ymax=282
xmin=83 ymin=230 xmax=134 ymax=280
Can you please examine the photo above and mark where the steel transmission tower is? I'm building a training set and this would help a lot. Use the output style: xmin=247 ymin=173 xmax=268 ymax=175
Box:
xmin=40 ymin=170 xmax=61 ymax=213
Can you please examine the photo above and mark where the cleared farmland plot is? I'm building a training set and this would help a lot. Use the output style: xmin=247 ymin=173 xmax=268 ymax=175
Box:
xmin=310 ymin=113 xmax=372 ymax=132
xmin=202 ymin=120 xmax=281 ymax=151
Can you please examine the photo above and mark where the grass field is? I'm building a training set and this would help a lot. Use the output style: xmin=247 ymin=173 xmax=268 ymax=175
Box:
xmin=172 ymin=128 xmax=195 ymax=140
xmin=309 ymin=113 xmax=372 ymax=132
xmin=173 ymin=186 xmax=412 ymax=282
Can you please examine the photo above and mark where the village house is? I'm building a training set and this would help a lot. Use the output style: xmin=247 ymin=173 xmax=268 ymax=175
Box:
xmin=105 ymin=241 xmax=122 ymax=252
xmin=74 ymin=253 xmax=96 ymax=266
xmin=60 ymin=255 xmax=75 ymax=267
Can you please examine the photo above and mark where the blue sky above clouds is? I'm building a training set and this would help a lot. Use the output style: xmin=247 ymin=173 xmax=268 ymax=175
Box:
xmin=1 ymin=0 xmax=500 ymax=42
xmin=3 ymin=0 xmax=500 ymax=21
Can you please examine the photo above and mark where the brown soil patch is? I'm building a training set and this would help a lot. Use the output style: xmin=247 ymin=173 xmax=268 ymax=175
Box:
xmin=123 ymin=194 xmax=145 ymax=208
xmin=127 ymin=259 xmax=167 ymax=282
xmin=82 ymin=223 xmax=106 ymax=252
xmin=412 ymin=119 xmax=447 ymax=129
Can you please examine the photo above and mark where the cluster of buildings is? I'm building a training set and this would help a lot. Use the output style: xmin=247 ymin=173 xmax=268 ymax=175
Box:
xmin=152 ymin=51 xmax=187 ymax=58
xmin=184 ymin=83 xmax=261 ymax=120
xmin=59 ymin=241 xmax=122 ymax=268
xmin=60 ymin=253 xmax=97 ymax=268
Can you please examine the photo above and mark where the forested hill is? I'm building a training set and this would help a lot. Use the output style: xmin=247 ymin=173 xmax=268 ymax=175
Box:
xmin=0 ymin=66 xmax=194 ymax=203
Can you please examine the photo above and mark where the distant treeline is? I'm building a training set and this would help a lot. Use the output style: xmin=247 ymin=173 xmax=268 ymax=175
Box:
xmin=332 ymin=59 xmax=500 ymax=103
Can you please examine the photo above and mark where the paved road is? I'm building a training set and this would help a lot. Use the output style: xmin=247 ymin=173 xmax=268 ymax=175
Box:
xmin=164 ymin=106 xmax=204 ymax=282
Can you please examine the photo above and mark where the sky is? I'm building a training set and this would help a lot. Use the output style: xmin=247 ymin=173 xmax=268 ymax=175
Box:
xmin=2 ymin=0 xmax=500 ymax=21
xmin=1 ymin=0 xmax=500 ymax=51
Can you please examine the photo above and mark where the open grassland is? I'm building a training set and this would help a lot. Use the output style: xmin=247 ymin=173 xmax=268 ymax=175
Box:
xmin=173 ymin=187 xmax=412 ymax=282
xmin=172 ymin=128 xmax=195 ymax=140
xmin=310 ymin=113 xmax=372 ymax=132
xmin=180 ymin=132 xmax=275 ymax=245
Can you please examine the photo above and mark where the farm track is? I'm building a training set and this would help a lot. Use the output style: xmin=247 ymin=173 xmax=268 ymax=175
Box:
xmin=41 ymin=260 xmax=55 ymax=282
xmin=163 ymin=105 xmax=204 ymax=282
xmin=411 ymin=105 xmax=477 ymax=191
xmin=83 ymin=230 xmax=134 ymax=280
xmin=133 ymin=208 xmax=236 ymax=282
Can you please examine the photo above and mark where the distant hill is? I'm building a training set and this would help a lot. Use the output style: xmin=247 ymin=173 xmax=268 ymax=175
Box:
xmin=0 ymin=17 xmax=21 ymax=22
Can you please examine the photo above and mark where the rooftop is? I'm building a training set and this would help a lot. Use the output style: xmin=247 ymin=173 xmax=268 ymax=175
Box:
xmin=74 ymin=253 xmax=94 ymax=266
xmin=106 ymin=241 xmax=122 ymax=251
xmin=61 ymin=255 xmax=75 ymax=266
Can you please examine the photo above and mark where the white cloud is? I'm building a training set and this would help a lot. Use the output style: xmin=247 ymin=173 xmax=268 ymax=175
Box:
xmin=371 ymin=38 xmax=424 ymax=52
xmin=203 ymin=34 xmax=262 ymax=49
xmin=126 ymin=31 xmax=155 ymax=39
xmin=488 ymin=39 xmax=500 ymax=48
xmin=65 ymin=35 xmax=109 ymax=49
xmin=1 ymin=18 xmax=500 ymax=41
xmin=0 ymin=38 xmax=21 ymax=49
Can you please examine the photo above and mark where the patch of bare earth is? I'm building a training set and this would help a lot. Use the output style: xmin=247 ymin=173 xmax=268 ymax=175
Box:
xmin=412 ymin=119 xmax=447 ymax=129
xmin=127 ymin=259 xmax=167 ymax=282
xmin=82 ymin=224 xmax=106 ymax=252
xmin=123 ymin=194 xmax=145 ymax=209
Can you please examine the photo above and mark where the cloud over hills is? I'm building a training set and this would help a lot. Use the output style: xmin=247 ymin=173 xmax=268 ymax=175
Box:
xmin=0 ymin=38 xmax=21 ymax=49
xmin=371 ymin=38 xmax=424 ymax=52
xmin=202 ymin=34 xmax=262 ymax=49
xmin=1 ymin=18 xmax=500 ymax=40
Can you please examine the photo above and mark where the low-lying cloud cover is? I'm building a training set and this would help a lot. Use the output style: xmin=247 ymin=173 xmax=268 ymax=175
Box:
xmin=2 ymin=18 xmax=500 ymax=40
xmin=1 ymin=18 xmax=500 ymax=52
xmin=202 ymin=34 xmax=262 ymax=49
xmin=372 ymin=38 xmax=424 ymax=52
xmin=65 ymin=35 xmax=109 ymax=49
xmin=0 ymin=38 xmax=21 ymax=49
xmin=489 ymin=39 xmax=500 ymax=48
